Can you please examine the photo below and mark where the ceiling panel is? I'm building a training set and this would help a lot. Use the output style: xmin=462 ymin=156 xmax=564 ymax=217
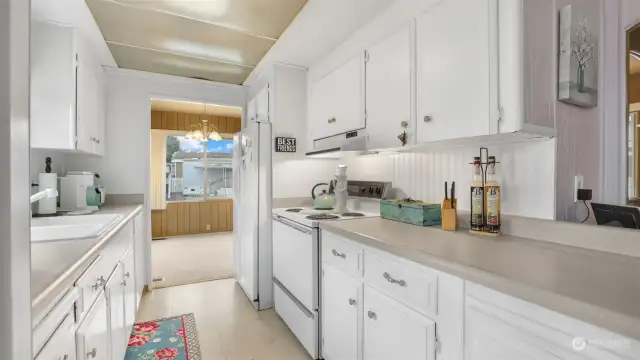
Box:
xmin=151 ymin=99 xmax=242 ymax=117
xmin=87 ymin=0 xmax=274 ymax=67
xmin=108 ymin=42 xmax=252 ymax=84
xmin=111 ymin=0 xmax=307 ymax=40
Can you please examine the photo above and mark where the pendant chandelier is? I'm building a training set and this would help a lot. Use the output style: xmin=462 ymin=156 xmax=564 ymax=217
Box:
xmin=185 ymin=104 xmax=223 ymax=142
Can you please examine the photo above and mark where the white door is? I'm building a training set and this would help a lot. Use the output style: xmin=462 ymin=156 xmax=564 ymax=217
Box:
xmin=321 ymin=265 xmax=360 ymax=360
xmin=76 ymin=293 xmax=110 ymax=360
xmin=121 ymin=248 xmax=136 ymax=341
xmin=363 ymin=286 xmax=436 ymax=360
xmin=237 ymin=120 xmax=259 ymax=302
xmin=416 ymin=0 xmax=497 ymax=143
xmin=366 ymin=25 xmax=412 ymax=149
xmin=105 ymin=263 xmax=126 ymax=360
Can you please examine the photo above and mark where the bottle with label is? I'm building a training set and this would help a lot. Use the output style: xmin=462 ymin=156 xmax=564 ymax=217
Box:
xmin=484 ymin=156 xmax=501 ymax=233
xmin=470 ymin=157 xmax=484 ymax=231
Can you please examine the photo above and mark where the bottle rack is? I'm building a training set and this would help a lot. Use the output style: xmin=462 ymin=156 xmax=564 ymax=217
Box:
xmin=469 ymin=147 xmax=501 ymax=236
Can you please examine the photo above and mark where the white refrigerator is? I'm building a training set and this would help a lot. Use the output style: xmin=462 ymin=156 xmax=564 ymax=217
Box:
xmin=233 ymin=98 xmax=273 ymax=310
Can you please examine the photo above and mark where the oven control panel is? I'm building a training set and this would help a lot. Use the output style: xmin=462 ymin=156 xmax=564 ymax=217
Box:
xmin=346 ymin=181 xmax=392 ymax=199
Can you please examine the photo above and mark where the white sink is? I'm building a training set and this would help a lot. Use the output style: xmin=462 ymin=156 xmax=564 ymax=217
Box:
xmin=31 ymin=214 xmax=123 ymax=243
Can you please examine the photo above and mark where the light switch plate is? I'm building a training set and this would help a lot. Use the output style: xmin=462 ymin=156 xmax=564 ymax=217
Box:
xmin=574 ymin=175 xmax=584 ymax=202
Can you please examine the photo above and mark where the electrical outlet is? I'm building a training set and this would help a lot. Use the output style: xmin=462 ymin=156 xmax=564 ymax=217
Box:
xmin=206 ymin=224 xmax=211 ymax=231
xmin=574 ymin=175 xmax=584 ymax=202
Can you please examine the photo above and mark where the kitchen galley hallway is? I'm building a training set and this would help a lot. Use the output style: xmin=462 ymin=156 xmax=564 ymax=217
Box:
xmin=149 ymin=99 xmax=241 ymax=288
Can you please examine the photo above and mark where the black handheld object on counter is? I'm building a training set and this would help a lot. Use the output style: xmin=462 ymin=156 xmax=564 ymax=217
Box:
xmin=45 ymin=157 xmax=52 ymax=173
xmin=591 ymin=203 xmax=640 ymax=229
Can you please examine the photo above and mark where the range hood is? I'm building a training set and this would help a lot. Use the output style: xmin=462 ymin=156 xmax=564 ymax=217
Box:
xmin=306 ymin=131 xmax=376 ymax=158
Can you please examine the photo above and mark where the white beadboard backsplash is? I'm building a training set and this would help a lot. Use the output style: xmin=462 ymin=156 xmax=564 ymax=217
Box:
xmin=340 ymin=139 xmax=557 ymax=220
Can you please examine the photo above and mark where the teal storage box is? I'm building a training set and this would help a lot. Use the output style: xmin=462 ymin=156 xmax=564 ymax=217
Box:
xmin=380 ymin=199 xmax=442 ymax=227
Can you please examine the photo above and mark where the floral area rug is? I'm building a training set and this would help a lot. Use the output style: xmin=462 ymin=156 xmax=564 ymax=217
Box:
xmin=125 ymin=313 xmax=201 ymax=360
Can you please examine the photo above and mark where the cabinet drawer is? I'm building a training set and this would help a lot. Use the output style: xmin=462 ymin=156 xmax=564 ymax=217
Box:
xmin=75 ymin=254 xmax=111 ymax=321
xmin=274 ymin=281 xmax=317 ymax=358
xmin=322 ymin=231 xmax=362 ymax=278
xmin=34 ymin=314 xmax=77 ymax=360
xmin=364 ymin=248 xmax=438 ymax=317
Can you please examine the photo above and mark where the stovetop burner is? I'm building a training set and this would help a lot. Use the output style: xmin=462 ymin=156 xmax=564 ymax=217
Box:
xmin=306 ymin=214 xmax=340 ymax=220
xmin=341 ymin=212 xmax=365 ymax=217
xmin=286 ymin=208 xmax=303 ymax=212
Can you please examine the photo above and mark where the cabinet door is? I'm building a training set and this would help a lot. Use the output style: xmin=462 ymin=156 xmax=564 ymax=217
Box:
xmin=121 ymin=248 xmax=137 ymax=342
xmin=365 ymin=25 xmax=412 ymax=149
xmin=76 ymin=49 xmax=98 ymax=154
xmin=30 ymin=21 xmax=77 ymax=150
xmin=35 ymin=314 xmax=77 ymax=360
xmin=310 ymin=54 xmax=365 ymax=141
xmin=105 ymin=263 xmax=126 ymax=360
xmin=363 ymin=286 xmax=436 ymax=360
xmin=76 ymin=293 xmax=110 ymax=360
xmin=133 ymin=213 xmax=145 ymax=305
xmin=416 ymin=0 xmax=497 ymax=143
xmin=322 ymin=265 xmax=360 ymax=360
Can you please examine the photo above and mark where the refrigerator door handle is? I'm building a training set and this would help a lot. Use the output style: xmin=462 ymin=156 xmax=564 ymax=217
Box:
xmin=273 ymin=215 xmax=312 ymax=234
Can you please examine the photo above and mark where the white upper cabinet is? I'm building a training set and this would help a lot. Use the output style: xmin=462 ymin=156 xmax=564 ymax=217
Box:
xmin=365 ymin=25 xmax=412 ymax=149
xmin=416 ymin=0 xmax=497 ymax=143
xmin=31 ymin=21 xmax=106 ymax=155
xmin=309 ymin=53 xmax=366 ymax=141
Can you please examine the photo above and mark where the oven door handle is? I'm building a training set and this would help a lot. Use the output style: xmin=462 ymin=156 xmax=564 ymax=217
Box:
xmin=273 ymin=215 xmax=312 ymax=234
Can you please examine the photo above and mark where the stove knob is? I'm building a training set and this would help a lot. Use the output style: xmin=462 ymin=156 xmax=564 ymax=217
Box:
xmin=369 ymin=188 xmax=374 ymax=195
xmin=360 ymin=187 xmax=366 ymax=193
xmin=376 ymin=188 xmax=382 ymax=195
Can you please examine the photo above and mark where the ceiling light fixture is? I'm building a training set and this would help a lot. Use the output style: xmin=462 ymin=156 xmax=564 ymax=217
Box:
xmin=185 ymin=105 xmax=223 ymax=142
xmin=630 ymin=50 xmax=640 ymax=61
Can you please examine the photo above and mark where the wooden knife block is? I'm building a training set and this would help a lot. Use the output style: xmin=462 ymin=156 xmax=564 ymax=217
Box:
xmin=441 ymin=199 xmax=457 ymax=231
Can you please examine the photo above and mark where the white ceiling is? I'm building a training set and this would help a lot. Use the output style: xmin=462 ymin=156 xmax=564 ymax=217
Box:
xmin=151 ymin=99 xmax=242 ymax=117
xmin=85 ymin=0 xmax=307 ymax=84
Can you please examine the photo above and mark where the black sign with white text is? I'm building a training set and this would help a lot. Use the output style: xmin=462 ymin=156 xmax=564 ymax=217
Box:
xmin=275 ymin=137 xmax=297 ymax=153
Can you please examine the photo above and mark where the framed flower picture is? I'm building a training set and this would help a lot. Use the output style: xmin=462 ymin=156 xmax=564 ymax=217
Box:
xmin=559 ymin=3 xmax=599 ymax=108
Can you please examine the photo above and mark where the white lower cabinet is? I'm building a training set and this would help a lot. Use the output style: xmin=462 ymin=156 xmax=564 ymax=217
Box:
xmin=105 ymin=263 xmax=126 ymax=360
xmin=35 ymin=314 xmax=77 ymax=360
xmin=76 ymin=293 xmax=110 ymax=360
xmin=121 ymin=247 xmax=137 ymax=342
xmin=321 ymin=265 xmax=360 ymax=360
xmin=363 ymin=286 xmax=436 ymax=360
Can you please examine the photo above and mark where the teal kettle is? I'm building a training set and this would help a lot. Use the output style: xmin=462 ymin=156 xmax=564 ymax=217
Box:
xmin=312 ymin=182 xmax=335 ymax=210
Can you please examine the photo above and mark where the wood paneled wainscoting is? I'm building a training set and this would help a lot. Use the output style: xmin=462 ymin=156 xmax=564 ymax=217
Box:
xmin=152 ymin=199 xmax=233 ymax=239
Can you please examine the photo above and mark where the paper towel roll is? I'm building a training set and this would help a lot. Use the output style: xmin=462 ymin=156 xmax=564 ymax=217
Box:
xmin=38 ymin=173 xmax=58 ymax=215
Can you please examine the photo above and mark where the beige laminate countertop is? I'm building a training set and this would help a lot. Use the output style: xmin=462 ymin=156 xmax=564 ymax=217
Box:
xmin=319 ymin=218 xmax=640 ymax=341
xmin=31 ymin=204 xmax=143 ymax=322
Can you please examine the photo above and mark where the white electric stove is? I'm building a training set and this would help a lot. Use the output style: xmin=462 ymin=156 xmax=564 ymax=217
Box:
xmin=271 ymin=181 xmax=391 ymax=359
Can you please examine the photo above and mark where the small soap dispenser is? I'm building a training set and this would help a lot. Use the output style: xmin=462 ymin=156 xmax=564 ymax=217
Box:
xmin=37 ymin=157 xmax=58 ymax=215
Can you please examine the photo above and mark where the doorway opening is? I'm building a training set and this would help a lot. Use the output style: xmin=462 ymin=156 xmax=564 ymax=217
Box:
xmin=149 ymin=99 xmax=242 ymax=288
xmin=627 ymin=24 xmax=640 ymax=205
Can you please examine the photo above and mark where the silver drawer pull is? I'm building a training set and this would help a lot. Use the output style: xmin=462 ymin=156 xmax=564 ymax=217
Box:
xmin=367 ymin=310 xmax=376 ymax=320
xmin=92 ymin=276 xmax=106 ymax=290
xmin=331 ymin=249 xmax=346 ymax=259
xmin=383 ymin=272 xmax=406 ymax=287
xmin=348 ymin=298 xmax=357 ymax=306
xmin=87 ymin=348 xmax=97 ymax=358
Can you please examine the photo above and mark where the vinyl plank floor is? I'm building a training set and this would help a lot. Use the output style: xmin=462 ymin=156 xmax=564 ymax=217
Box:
xmin=136 ymin=279 xmax=312 ymax=360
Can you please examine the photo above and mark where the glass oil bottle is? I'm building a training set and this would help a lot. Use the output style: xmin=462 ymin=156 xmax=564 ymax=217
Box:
xmin=470 ymin=157 xmax=484 ymax=231
xmin=484 ymin=156 xmax=501 ymax=233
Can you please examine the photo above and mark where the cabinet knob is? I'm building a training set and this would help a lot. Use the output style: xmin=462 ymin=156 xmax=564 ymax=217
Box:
xmin=95 ymin=139 xmax=100 ymax=144
xmin=348 ymin=298 xmax=357 ymax=306
xmin=423 ymin=115 xmax=432 ymax=123
xmin=328 ymin=118 xmax=337 ymax=124
xmin=59 ymin=355 xmax=69 ymax=360
xmin=125 ymin=272 xmax=131 ymax=278
xmin=121 ymin=280 xmax=127 ymax=287
xmin=87 ymin=348 xmax=97 ymax=358
xmin=92 ymin=276 xmax=106 ymax=290
xmin=367 ymin=310 xmax=377 ymax=320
